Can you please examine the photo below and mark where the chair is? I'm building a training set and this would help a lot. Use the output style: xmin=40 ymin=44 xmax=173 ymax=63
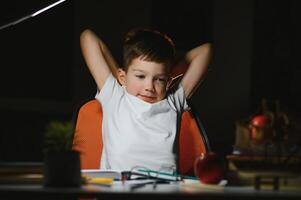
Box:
xmin=72 ymin=99 xmax=211 ymax=176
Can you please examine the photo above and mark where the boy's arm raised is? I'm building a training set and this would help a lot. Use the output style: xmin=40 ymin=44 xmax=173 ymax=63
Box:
xmin=181 ymin=43 xmax=212 ymax=99
xmin=80 ymin=29 xmax=119 ymax=90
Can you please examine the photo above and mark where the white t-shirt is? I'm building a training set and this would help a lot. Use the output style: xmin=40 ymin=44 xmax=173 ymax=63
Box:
xmin=95 ymin=74 xmax=189 ymax=171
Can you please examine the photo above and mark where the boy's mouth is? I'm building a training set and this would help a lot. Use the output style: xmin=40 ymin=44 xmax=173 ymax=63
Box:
xmin=138 ymin=94 xmax=156 ymax=103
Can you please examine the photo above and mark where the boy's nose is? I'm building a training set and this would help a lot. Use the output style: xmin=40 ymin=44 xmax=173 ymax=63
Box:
xmin=145 ymin=80 xmax=155 ymax=92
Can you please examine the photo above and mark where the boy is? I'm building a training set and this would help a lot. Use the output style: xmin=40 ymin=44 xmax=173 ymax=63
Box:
xmin=80 ymin=28 xmax=211 ymax=171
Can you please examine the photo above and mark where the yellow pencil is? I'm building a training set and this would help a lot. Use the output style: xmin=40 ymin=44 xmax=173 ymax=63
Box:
xmin=88 ymin=177 xmax=114 ymax=184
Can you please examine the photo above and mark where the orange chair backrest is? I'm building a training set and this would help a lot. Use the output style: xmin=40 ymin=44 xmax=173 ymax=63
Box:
xmin=73 ymin=100 xmax=103 ymax=170
xmin=72 ymin=99 xmax=209 ymax=175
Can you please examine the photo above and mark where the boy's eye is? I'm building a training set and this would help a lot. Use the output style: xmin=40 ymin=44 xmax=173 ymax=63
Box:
xmin=135 ymin=75 xmax=145 ymax=79
xmin=155 ymin=77 xmax=168 ymax=83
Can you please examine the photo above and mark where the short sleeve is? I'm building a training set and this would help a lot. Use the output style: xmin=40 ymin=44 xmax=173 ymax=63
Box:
xmin=95 ymin=73 xmax=123 ymax=106
xmin=167 ymin=84 xmax=190 ymax=113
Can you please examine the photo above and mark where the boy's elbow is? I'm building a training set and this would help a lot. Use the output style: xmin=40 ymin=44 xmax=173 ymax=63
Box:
xmin=198 ymin=42 xmax=212 ymax=57
xmin=186 ymin=43 xmax=212 ymax=61
xmin=80 ymin=29 xmax=95 ymax=44
xmin=80 ymin=29 xmax=90 ymax=39
xmin=204 ymin=43 xmax=213 ymax=57
xmin=200 ymin=43 xmax=212 ymax=54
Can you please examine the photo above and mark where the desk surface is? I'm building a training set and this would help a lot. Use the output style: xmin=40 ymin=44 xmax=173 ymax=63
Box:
xmin=1 ymin=181 xmax=301 ymax=200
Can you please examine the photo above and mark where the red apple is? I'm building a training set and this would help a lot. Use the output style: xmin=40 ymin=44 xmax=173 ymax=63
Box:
xmin=194 ymin=152 xmax=226 ymax=184
xmin=251 ymin=115 xmax=270 ymax=127
xmin=250 ymin=115 xmax=273 ymax=144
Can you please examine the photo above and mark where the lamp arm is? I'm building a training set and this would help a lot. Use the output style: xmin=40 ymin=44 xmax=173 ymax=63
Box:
xmin=0 ymin=0 xmax=67 ymax=31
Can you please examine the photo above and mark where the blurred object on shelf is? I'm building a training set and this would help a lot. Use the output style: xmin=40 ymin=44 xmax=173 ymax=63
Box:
xmin=233 ymin=98 xmax=296 ymax=157
xmin=229 ymin=98 xmax=301 ymax=189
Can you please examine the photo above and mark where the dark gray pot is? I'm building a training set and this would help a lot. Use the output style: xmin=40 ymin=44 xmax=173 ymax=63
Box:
xmin=44 ymin=150 xmax=81 ymax=187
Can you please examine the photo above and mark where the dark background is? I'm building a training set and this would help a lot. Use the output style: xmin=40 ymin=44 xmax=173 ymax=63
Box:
xmin=0 ymin=0 xmax=300 ymax=162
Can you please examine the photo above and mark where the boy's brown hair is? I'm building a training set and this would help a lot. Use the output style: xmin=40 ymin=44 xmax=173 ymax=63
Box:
xmin=123 ymin=28 xmax=176 ymax=72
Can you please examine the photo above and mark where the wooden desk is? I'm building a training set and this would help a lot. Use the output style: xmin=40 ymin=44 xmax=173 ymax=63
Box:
xmin=0 ymin=182 xmax=301 ymax=200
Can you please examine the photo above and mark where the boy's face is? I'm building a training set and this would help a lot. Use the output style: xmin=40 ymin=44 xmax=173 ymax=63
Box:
xmin=119 ymin=57 xmax=170 ymax=104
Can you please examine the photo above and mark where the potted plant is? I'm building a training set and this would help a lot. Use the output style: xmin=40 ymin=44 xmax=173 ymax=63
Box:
xmin=43 ymin=121 xmax=81 ymax=187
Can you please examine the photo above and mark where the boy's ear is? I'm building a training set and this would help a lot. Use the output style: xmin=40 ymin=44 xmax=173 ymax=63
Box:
xmin=117 ymin=68 xmax=126 ymax=85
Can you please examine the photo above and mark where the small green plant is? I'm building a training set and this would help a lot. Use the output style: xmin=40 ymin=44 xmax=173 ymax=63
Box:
xmin=44 ymin=121 xmax=74 ymax=152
